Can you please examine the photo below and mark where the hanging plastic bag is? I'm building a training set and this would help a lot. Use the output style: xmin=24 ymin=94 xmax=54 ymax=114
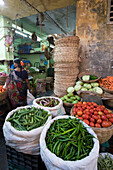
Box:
xmin=27 ymin=89 xmax=35 ymax=105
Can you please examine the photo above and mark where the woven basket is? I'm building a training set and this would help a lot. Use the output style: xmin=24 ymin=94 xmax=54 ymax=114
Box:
xmin=54 ymin=67 xmax=79 ymax=73
xmin=55 ymin=42 xmax=79 ymax=48
xmin=0 ymin=76 xmax=8 ymax=85
xmin=55 ymin=69 xmax=79 ymax=76
xmin=100 ymin=86 xmax=113 ymax=94
xmin=70 ymin=107 xmax=113 ymax=144
xmin=77 ymin=91 xmax=103 ymax=98
xmin=54 ymin=54 xmax=79 ymax=63
xmin=54 ymin=62 xmax=79 ymax=68
xmin=55 ymin=36 xmax=80 ymax=45
xmin=0 ymin=90 xmax=8 ymax=102
xmin=54 ymin=47 xmax=79 ymax=53
xmin=78 ymin=72 xmax=101 ymax=83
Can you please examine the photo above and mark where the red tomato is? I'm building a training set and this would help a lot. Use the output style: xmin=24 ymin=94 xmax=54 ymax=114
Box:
xmin=78 ymin=117 xmax=83 ymax=120
xmin=83 ymin=119 xmax=89 ymax=125
xmin=74 ymin=104 xmax=77 ymax=107
xmin=90 ymin=122 xmax=94 ymax=127
xmin=98 ymin=111 xmax=103 ymax=116
xmin=104 ymin=109 xmax=109 ymax=114
xmin=108 ymin=110 xmax=112 ymax=113
xmin=90 ymin=105 xmax=94 ymax=109
xmin=97 ymin=118 xmax=102 ymax=124
xmin=90 ymin=117 xmax=95 ymax=123
xmin=92 ymin=115 xmax=99 ymax=120
xmin=101 ymin=115 xmax=107 ymax=121
xmin=73 ymin=108 xmax=76 ymax=112
xmin=102 ymin=121 xmax=111 ymax=127
xmin=95 ymin=123 xmax=101 ymax=128
xmin=89 ymin=109 xmax=94 ymax=113
xmin=77 ymin=111 xmax=83 ymax=116
xmin=111 ymin=114 xmax=113 ymax=118
xmin=73 ymin=112 xmax=76 ymax=115
xmin=109 ymin=118 xmax=113 ymax=123
xmin=83 ymin=101 xmax=87 ymax=105
xmin=94 ymin=111 xmax=98 ymax=115
xmin=106 ymin=114 xmax=112 ymax=119
xmin=82 ymin=114 xmax=89 ymax=119
xmin=86 ymin=106 xmax=90 ymax=109
xmin=93 ymin=103 xmax=97 ymax=107
xmin=82 ymin=106 xmax=86 ymax=110
xmin=96 ymin=107 xmax=101 ymax=112
xmin=78 ymin=101 xmax=82 ymax=105
xmin=85 ymin=111 xmax=90 ymax=115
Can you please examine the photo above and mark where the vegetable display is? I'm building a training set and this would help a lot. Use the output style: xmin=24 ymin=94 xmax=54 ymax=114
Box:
xmin=99 ymin=76 xmax=113 ymax=90
xmin=98 ymin=153 xmax=113 ymax=170
xmin=74 ymin=81 xmax=103 ymax=94
xmin=7 ymin=107 xmax=51 ymax=131
xmin=61 ymin=92 xmax=81 ymax=104
xmin=36 ymin=97 xmax=60 ymax=107
xmin=82 ymin=75 xmax=98 ymax=81
xmin=46 ymin=117 xmax=94 ymax=161
xmin=0 ymin=85 xmax=7 ymax=93
xmin=72 ymin=102 xmax=113 ymax=128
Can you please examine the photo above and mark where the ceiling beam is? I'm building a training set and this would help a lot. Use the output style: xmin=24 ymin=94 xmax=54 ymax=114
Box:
xmin=20 ymin=0 xmax=67 ymax=34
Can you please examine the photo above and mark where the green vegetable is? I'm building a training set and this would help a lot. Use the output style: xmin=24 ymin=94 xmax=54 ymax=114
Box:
xmin=46 ymin=118 xmax=94 ymax=161
xmin=74 ymin=84 xmax=82 ymax=91
xmin=98 ymin=153 xmax=113 ymax=170
xmin=90 ymin=75 xmax=98 ymax=80
xmin=91 ymin=82 xmax=99 ymax=88
xmin=75 ymin=95 xmax=81 ymax=100
xmin=93 ymin=87 xmax=103 ymax=94
xmin=76 ymin=81 xmax=83 ymax=86
xmin=67 ymin=87 xmax=74 ymax=93
xmin=82 ymin=75 xmax=90 ymax=81
xmin=7 ymin=107 xmax=51 ymax=131
xmin=83 ymin=83 xmax=91 ymax=89
xmin=67 ymin=92 xmax=74 ymax=97
xmin=72 ymin=100 xmax=78 ymax=104
xmin=81 ymin=88 xmax=87 ymax=91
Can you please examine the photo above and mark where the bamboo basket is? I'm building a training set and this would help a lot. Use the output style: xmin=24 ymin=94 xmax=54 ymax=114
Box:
xmin=0 ymin=90 xmax=8 ymax=102
xmin=54 ymin=62 xmax=79 ymax=68
xmin=55 ymin=43 xmax=79 ymax=47
xmin=100 ymin=86 xmax=113 ymax=94
xmin=54 ymin=54 xmax=79 ymax=63
xmin=55 ymin=36 xmax=80 ymax=45
xmin=54 ymin=67 xmax=79 ymax=73
xmin=55 ymin=69 xmax=79 ymax=76
xmin=70 ymin=107 xmax=113 ymax=144
xmin=78 ymin=72 xmax=101 ymax=83
xmin=0 ymin=76 xmax=8 ymax=85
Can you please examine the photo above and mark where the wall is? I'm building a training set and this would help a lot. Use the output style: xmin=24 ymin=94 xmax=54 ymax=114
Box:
xmin=76 ymin=0 xmax=113 ymax=77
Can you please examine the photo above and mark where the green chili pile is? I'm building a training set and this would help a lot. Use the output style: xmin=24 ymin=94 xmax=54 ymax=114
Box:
xmin=46 ymin=117 xmax=94 ymax=161
xmin=7 ymin=107 xmax=51 ymax=131
xmin=98 ymin=153 xmax=113 ymax=170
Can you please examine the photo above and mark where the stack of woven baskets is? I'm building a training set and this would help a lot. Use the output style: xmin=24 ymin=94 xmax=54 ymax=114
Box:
xmin=54 ymin=36 xmax=80 ymax=97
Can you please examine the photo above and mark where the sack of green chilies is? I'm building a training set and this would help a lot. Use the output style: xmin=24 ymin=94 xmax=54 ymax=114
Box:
xmin=3 ymin=106 xmax=52 ymax=155
xmin=40 ymin=115 xmax=99 ymax=170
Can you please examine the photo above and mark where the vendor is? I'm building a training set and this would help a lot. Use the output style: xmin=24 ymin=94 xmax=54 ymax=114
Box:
xmin=6 ymin=58 xmax=31 ymax=108
xmin=10 ymin=60 xmax=24 ymax=70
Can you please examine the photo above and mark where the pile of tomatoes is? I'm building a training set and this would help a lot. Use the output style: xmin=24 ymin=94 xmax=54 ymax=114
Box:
xmin=0 ymin=85 xmax=7 ymax=93
xmin=72 ymin=101 xmax=113 ymax=128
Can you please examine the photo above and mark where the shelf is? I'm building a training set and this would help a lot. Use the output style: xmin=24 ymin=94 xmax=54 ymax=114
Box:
xmin=18 ymin=52 xmax=44 ymax=55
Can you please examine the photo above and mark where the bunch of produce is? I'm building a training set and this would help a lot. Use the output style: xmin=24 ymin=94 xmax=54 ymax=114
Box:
xmin=0 ymin=85 xmax=7 ymax=93
xmin=61 ymin=92 xmax=81 ymax=104
xmin=46 ymin=117 xmax=94 ymax=161
xmin=7 ymin=107 xmax=51 ymax=131
xmin=99 ymin=76 xmax=113 ymax=90
xmin=98 ymin=153 xmax=113 ymax=170
xmin=82 ymin=75 xmax=98 ymax=81
xmin=0 ymin=72 xmax=8 ymax=77
xmin=36 ymin=97 xmax=60 ymax=107
xmin=72 ymin=101 xmax=113 ymax=128
xmin=74 ymin=81 xmax=103 ymax=94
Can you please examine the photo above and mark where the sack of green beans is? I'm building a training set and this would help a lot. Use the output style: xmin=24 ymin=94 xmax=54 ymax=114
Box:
xmin=33 ymin=96 xmax=66 ymax=117
xmin=3 ymin=106 xmax=52 ymax=155
xmin=40 ymin=115 xmax=99 ymax=170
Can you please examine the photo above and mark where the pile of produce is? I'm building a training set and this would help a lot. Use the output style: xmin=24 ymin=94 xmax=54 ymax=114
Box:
xmin=82 ymin=75 xmax=98 ymax=81
xmin=7 ymin=107 xmax=51 ymax=131
xmin=0 ymin=72 xmax=8 ymax=77
xmin=46 ymin=117 xmax=94 ymax=161
xmin=0 ymin=85 xmax=7 ymax=93
xmin=98 ymin=153 xmax=113 ymax=170
xmin=99 ymin=76 xmax=113 ymax=90
xmin=61 ymin=92 xmax=81 ymax=104
xmin=36 ymin=97 xmax=60 ymax=107
xmin=72 ymin=102 xmax=113 ymax=128
xmin=74 ymin=81 xmax=103 ymax=94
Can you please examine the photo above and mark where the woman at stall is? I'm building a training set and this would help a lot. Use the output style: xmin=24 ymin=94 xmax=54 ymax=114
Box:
xmin=6 ymin=58 xmax=31 ymax=108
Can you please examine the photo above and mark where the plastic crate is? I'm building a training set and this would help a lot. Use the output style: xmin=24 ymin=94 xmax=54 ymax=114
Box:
xmin=6 ymin=146 xmax=47 ymax=170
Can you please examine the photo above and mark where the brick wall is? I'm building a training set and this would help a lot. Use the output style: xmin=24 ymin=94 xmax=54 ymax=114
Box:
xmin=76 ymin=0 xmax=113 ymax=77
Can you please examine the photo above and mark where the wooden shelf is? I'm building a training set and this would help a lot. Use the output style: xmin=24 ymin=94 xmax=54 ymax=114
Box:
xmin=18 ymin=52 xmax=44 ymax=55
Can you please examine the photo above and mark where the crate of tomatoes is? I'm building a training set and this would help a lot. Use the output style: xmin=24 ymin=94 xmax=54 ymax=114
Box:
xmin=0 ymin=85 xmax=7 ymax=102
xmin=71 ymin=101 xmax=113 ymax=144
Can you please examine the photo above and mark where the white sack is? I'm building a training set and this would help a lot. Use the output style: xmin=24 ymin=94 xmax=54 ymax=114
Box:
xmin=27 ymin=89 xmax=35 ymax=105
xmin=33 ymin=96 xmax=65 ymax=117
xmin=3 ymin=105 xmax=52 ymax=155
xmin=40 ymin=115 xmax=99 ymax=170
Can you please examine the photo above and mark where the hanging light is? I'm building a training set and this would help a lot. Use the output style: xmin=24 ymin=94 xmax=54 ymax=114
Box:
xmin=0 ymin=0 xmax=4 ymax=6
